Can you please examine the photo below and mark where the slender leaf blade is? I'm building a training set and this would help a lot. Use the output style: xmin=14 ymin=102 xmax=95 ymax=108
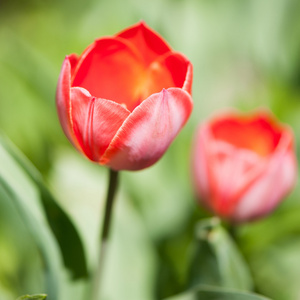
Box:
xmin=0 ymin=136 xmax=88 ymax=279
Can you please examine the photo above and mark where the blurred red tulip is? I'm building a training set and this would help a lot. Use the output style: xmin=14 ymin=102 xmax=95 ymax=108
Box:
xmin=56 ymin=22 xmax=193 ymax=171
xmin=192 ymin=111 xmax=297 ymax=223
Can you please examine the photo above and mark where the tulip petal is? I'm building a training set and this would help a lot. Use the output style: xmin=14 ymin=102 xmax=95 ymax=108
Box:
xmin=233 ymin=134 xmax=297 ymax=223
xmin=209 ymin=143 xmax=266 ymax=217
xmin=101 ymin=88 xmax=193 ymax=170
xmin=72 ymin=38 xmax=146 ymax=111
xmin=70 ymin=87 xmax=130 ymax=161
xmin=56 ymin=54 xmax=80 ymax=147
xmin=192 ymin=126 xmax=211 ymax=207
xmin=137 ymin=52 xmax=192 ymax=101
xmin=194 ymin=125 xmax=267 ymax=218
xmin=183 ymin=62 xmax=193 ymax=95
xmin=211 ymin=113 xmax=282 ymax=157
xmin=117 ymin=21 xmax=171 ymax=65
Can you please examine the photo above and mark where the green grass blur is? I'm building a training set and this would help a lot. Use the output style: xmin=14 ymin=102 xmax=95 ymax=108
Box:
xmin=1 ymin=0 xmax=300 ymax=299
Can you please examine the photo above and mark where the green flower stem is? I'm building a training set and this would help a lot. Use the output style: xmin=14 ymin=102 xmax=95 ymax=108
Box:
xmin=227 ymin=223 xmax=238 ymax=241
xmin=91 ymin=169 xmax=119 ymax=300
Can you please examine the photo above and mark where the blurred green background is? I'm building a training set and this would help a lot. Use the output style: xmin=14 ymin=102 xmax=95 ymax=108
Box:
xmin=1 ymin=0 xmax=300 ymax=299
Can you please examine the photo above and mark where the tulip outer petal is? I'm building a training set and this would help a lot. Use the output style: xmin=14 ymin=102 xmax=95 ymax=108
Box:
xmin=101 ymin=88 xmax=193 ymax=170
xmin=56 ymin=55 xmax=82 ymax=150
xmin=233 ymin=132 xmax=297 ymax=222
xmin=70 ymin=87 xmax=130 ymax=162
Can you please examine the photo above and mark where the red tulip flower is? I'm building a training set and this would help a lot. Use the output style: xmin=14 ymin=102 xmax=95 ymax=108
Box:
xmin=192 ymin=111 xmax=297 ymax=223
xmin=56 ymin=22 xmax=193 ymax=171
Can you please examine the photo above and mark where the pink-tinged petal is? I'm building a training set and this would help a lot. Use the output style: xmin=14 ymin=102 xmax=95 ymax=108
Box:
xmin=192 ymin=125 xmax=211 ymax=207
xmin=233 ymin=133 xmax=297 ymax=223
xmin=56 ymin=55 xmax=80 ymax=147
xmin=209 ymin=142 xmax=267 ymax=217
xmin=72 ymin=37 xmax=145 ymax=111
xmin=183 ymin=62 xmax=193 ymax=95
xmin=117 ymin=21 xmax=171 ymax=65
xmin=195 ymin=123 xmax=267 ymax=218
xmin=101 ymin=88 xmax=193 ymax=170
xmin=70 ymin=87 xmax=130 ymax=161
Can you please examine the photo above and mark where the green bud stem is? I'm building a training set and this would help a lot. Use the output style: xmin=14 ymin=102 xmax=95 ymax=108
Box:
xmin=91 ymin=169 xmax=119 ymax=300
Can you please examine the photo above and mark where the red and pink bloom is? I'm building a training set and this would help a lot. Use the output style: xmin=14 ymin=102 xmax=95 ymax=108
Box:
xmin=56 ymin=22 xmax=193 ymax=171
xmin=192 ymin=111 xmax=297 ymax=223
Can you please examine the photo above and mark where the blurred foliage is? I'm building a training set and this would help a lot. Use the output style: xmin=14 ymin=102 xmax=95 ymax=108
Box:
xmin=164 ymin=285 xmax=271 ymax=300
xmin=17 ymin=295 xmax=47 ymax=300
xmin=187 ymin=218 xmax=253 ymax=291
xmin=1 ymin=0 xmax=300 ymax=299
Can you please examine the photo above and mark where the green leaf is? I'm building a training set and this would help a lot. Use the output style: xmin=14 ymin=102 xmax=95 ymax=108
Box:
xmin=0 ymin=169 xmax=59 ymax=299
xmin=187 ymin=218 xmax=253 ymax=291
xmin=0 ymin=136 xmax=88 ymax=279
xmin=17 ymin=294 xmax=47 ymax=300
xmin=0 ymin=136 xmax=88 ymax=299
xmin=164 ymin=285 xmax=271 ymax=300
